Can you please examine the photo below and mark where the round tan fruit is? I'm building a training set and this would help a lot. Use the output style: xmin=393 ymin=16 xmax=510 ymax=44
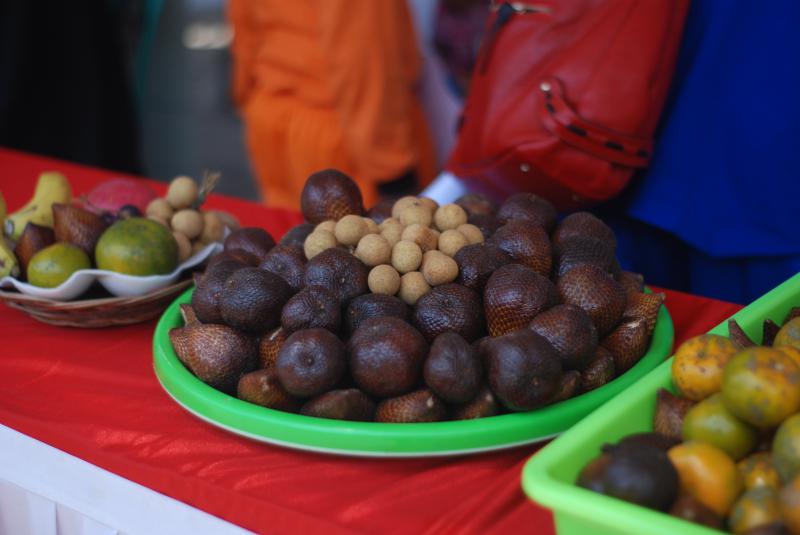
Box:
xmin=334 ymin=214 xmax=368 ymax=246
xmin=398 ymin=205 xmax=433 ymax=227
xmin=434 ymin=204 xmax=468 ymax=231
xmin=456 ymin=223 xmax=484 ymax=245
xmin=171 ymin=209 xmax=204 ymax=240
xmin=421 ymin=250 xmax=458 ymax=286
xmin=398 ymin=271 xmax=430 ymax=305
xmin=401 ymin=224 xmax=437 ymax=252
xmin=368 ymin=264 xmax=401 ymax=295
xmin=173 ymin=231 xmax=192 ymax=262
xmin=304 ymin=230 xmax=338 ymax=260
xmin=146 ymin=198 xmax=174 ymax=221
xmin=391 ymin=196 xmax=419 ymax=219
xmin=200 ymin=211 xmax=225 ymax=244
xmin=391 ymin=240 xmax=423 ymax=274
xmin=166 ymin=176 xmax=199 ymax=209
xmin=316 ymin=220 xmax=336 ymax=233
xmin=438 ymin=229 xmax=468 ymax=257
xmin=355 ymin=234 xmax=392 ymax=267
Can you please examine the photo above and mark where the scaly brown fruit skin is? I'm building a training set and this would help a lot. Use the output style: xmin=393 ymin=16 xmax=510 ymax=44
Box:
xmin=349 ymin=316 xmax=428 ymax=398
xmin=300 ymin=169 xmax=364 ymax=224
xmin=423 ymin=332 xmax=482 ymax=404
xmin=237 ymin=368 xmax=301 ymax=412
xmin=300 ymin=389 xmax=376 ymax=421
xmin=344 ymin=293 xmax=409 ymax=336
xmin=553 ymin=236 xmax=620 ymax=279
xmin=454 ymin=242 xmax=512 ymax=292
xmin=275 ymin=328 xmax=347 ymax=398
xmin=280 ymin=285 xmax=341 ymax=334
xmin=619 ymin=271 xmax=645 ymax=295
xmin=483 ymin=329 xmax=563 ymax=411
xmin=557 ymin=264 xmax=627 ymax=337
xmin=484 ymin=264 xmax=557 ymax=337
xmin=259 ymin=327 xmax=286 ymax=369
xmin=218 ymin=267 xmax=293 ymax=334
xmin=653 ymin=388 xmax=695 ymax=441
xmin=729 ymin=318 xmax=757 ymax=348
xmin=496 ymin=192 xmax=557 ymax=233
xmin=552 ymin=211 xmax=617 ymax=250
xmin=528 ymin=304 xmax=598 ymax=370
xmin=224 ymin=227 xmax=276 ymax=264
xmin=375 ymin=389 xmax=447 ymax=423
xmin=601 ymin=318 xmax=649 ymax=374
xmin=451 ymin=387 xmax=500 ymax=420
xmin=279 ymin=223 xmax=315 ymax=250
xmin=579 ymin=347 xmax=616 ymax=393
xmin=259 ymin=244 xmax=306 ymax=292
xmin=488 ymin=221 xmax=552 ymax=277
xmin=169 ymin=323 xmax=259 ymax=394
xmin=550 ymin=370 xmax=581 ymax=403
xmin=455 ymin=193 xmax=496 ymax=218
xmin=13 ymin=222 xmax=55 ymax=272
xmin=413 ymin=283 xmax=484 ymax=343
xmin=303 ymin=247 xmax=369 ymax=304
xmin=52 ymin=203 xmax=108 ymax=258
xmin=624 ymin=292 xmax=664 ymax=336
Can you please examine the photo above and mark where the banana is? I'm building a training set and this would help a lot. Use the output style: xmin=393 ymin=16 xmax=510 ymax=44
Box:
xmin=4 ymin=171 xmax=72 ymax=241
xmin=0 ymin=239 xmax=19 ymax=279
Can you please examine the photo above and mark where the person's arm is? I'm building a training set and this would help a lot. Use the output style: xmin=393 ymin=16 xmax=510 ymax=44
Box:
xmin=316 ymin=1 xmax=421 ymax=182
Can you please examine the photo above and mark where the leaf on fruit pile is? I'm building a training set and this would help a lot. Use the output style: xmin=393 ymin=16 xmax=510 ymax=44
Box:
xmin=762 ymin=319 xmax=780 ymax=347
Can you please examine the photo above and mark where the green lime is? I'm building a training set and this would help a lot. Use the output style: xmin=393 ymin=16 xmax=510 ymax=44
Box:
xmin=95 ymin=217 xmax=178 ymax=276
xmin=27 ymin=243 xmax=91 ymax=288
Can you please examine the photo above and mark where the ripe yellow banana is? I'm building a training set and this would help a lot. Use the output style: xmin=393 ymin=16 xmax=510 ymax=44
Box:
xmin=4 ymin=171 xmax=72 ymax=241
xmin=0 ymin=239 xmax=19 ymax=279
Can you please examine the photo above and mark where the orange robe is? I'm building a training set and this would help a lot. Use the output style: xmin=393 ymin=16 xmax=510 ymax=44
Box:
xmin=228 ymin=0 xmax=436 ymax=210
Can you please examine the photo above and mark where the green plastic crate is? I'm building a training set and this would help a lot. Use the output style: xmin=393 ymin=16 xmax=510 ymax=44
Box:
xmin=522 ymin=273 xmax=800 ymax=535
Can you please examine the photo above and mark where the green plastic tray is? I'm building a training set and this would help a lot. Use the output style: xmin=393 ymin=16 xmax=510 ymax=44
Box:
xmin=153 ymin=287 xmax=673 ymax=457
xmin=522 ymin=273 xmax=800 ymax=535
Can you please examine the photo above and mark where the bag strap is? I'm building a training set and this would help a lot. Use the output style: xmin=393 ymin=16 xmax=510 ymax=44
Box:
xmin=539 ymin=77 xmax=653 ymax=168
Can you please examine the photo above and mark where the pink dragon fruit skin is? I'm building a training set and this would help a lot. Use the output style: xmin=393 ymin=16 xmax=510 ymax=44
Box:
xmin=84 ymin=178 xmax=158 ymax=215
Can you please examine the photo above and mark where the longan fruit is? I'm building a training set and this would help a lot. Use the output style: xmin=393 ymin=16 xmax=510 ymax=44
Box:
xmin=316 ymin=220 xmax=337 ymax=233
xmin=398 ymin=205 xmax=433 ymax=228
xmin=363 ymin=217 xmax=380 ymax=234
xmin=398 ymin=271 xmax=431 ymax=305
xmin=147 ymin=214 xmax=170 ymax=228
xmin=368 ymin=264 xmax=401 ymax=295
xmin=391 ymin=196 xmax=420 ymax=219
xmin=355 ymin=233 xmax=392 ymax=267
xmin=391 ymin=240 xmax=423 ymax=274
xmin=210 ymin=210 xmax=240 ymax=231
xmin=304 ymin=230 xmax=338 ymax=259
xmin=173 ymin=231 xmax=192 ymax=262
xmin=418 ymin=197 xmax=439 ymax=214
xmin=434 ymin=204 xmax=468 ymax=231
xmin=171 ymin=209 xmax=204 ymax=240
xmin=438 ymin=229 xmax=469 ymax=257
xmin=334 ymin=214 xmax=368 ymax=246
xmin=401 ymin=224 xmax=438 ymax=252
xmin=146 ymin=198 xmax=174 ymax=221
xmin=379 ymin=218 xmax=403 ymax=246
xmin=200 ymin=211 xmax=226 ymax=243
xmin=421 ymin=250 xmax=459 ymax=286
xmin=456 ymin=223 xmax=484 ymax=244
xmin=166 ymin=176 xmax=199 ymax=210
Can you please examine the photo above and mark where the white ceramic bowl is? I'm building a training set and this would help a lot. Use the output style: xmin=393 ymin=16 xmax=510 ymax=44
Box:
xmin=0 ymin=241 xmax=223 ymax=301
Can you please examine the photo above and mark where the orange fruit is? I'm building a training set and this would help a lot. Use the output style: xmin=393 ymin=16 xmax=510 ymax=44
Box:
xmin=95 ymin=217 xmax=178 ymax=276
xmin=729 ymin=486 xmax=782 ymax=534
xmin=776 ymin=346 xmax=800 ymax=369
xmin=780 ymin=473 xmax=800 ymax=534
xmin=668 ymin=441 xmax=743 ymax=516
xmin=738 ymin=453 xmax=782 ymax=491
xmin=27 ymin=243 xmax=91 ymax=288
xmin=774 ymin=413 xmax=800 ymax=483
xmin=775 ymin=317 xmax=800 ymax=350
xmin=683 ymin=393 xmax=758 ymax=460
xmin=722 ymin=347 xmax=800 ymax=429
xmin=672 ymin=334 xmax=739 ymax=401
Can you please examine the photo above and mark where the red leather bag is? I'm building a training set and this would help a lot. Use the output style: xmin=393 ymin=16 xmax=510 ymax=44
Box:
xmin=446 ymin=0 xmax=690 ymax=210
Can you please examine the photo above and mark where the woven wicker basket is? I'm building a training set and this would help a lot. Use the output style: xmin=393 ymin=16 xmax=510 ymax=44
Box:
xmin=0 ymin=279 xmax=194 ymax=328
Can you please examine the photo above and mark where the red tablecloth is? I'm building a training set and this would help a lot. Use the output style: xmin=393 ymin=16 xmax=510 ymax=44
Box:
xmin=0 ymin=148 xmax=744 ymax=534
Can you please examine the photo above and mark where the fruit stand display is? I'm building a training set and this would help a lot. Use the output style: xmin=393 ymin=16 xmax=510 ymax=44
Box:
xmin=523 ymin=273 xmax=800 ymax=535
xmin=154 ymin=168 xmax=674 ymax=455
xmin=0 ymin=168 xmax=238 ymax=325
xmin=0 ymin=148 xmax=752 ymax=534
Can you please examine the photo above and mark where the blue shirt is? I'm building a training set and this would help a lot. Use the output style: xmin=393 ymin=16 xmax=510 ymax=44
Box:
xmin=626 ymin=0 xmax=800 ymax=258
